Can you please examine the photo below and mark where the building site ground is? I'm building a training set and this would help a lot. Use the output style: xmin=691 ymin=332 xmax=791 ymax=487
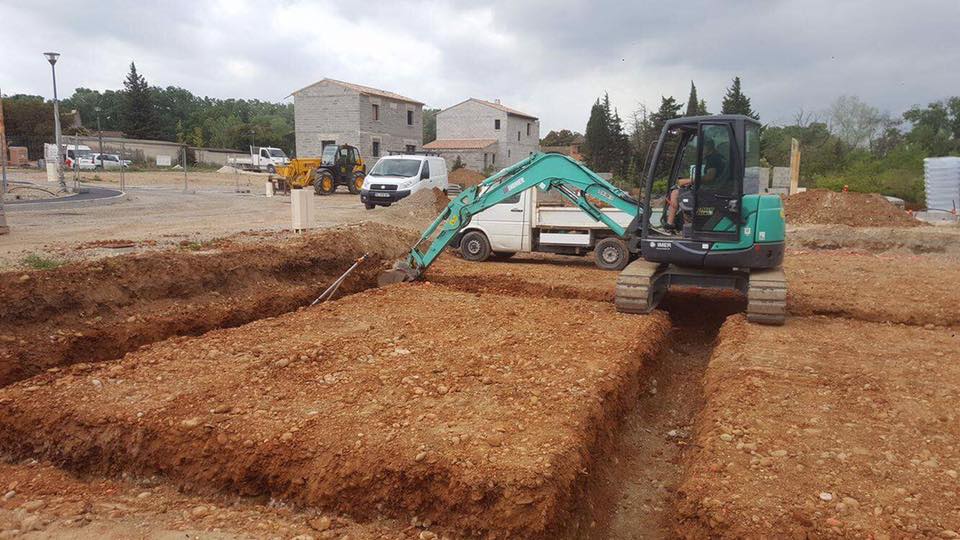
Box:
xmin=0 ymin=174 xmax=959 ymax=538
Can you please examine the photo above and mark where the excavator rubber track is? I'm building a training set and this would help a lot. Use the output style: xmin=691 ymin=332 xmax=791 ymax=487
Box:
xmin=615 ymin=260 xmax=667 ymax=314
xmin=746 ymin=267 xmax=787 ymax=325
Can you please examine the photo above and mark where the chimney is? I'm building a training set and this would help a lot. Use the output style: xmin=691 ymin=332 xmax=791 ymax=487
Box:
xmin=494 ymin=98 xmax=501 ymax=104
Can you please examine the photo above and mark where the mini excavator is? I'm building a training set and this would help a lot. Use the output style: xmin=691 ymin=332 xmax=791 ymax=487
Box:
xmin=380 ymin=115 xmax=787 ymax=324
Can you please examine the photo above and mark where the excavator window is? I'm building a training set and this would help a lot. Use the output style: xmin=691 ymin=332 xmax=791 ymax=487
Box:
xmin=693 ymin=124 xmax=737 ymax=233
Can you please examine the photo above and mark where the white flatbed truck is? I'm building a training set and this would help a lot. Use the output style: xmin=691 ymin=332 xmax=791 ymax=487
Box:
xmin=452 ymin=186 xmax=663 ymax=270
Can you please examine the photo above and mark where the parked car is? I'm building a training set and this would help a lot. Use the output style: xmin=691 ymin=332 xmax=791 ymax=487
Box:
xmin=360 ymin=155 xmax=448 ymax=209
xmin=90 ymin=153 xmax=131 ymax=169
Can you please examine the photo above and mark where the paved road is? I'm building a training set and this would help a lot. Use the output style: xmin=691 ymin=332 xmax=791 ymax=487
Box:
xmin=0 ymin=182 xmax=376 ymax=267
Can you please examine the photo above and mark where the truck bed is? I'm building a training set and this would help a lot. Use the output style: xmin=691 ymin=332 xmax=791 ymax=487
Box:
xmin=535 ymin=206 xmax=634 ymax=229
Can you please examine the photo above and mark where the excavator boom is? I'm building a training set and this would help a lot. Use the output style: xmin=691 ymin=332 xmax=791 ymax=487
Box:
xmin=379 ymin=152 xmax=642 ymax=284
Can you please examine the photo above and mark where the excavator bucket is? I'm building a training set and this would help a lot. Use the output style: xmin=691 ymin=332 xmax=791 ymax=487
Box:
xmin=377 ymin=261 xmax=420 ymax=287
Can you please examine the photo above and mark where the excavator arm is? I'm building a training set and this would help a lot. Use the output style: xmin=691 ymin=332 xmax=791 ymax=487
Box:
xmin=380 ymin=152 xmax=643 ymax=284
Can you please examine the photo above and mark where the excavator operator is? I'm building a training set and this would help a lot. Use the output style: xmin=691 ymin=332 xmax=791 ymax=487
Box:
xmin=665 ymin=137 xmax=724 ymax=232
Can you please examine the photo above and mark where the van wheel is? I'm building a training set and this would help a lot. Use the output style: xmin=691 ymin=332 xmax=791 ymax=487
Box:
xmin=348 ymin=172 xmax=364 ymax=195
xmin=314 ymin=170 xmax=336 ymax=195
xmin=460 ymin=231 xmax=491 ymax=262
xmin=594 ymin=237 xmax=629 ymax=270
xmin=364 ymin=203 xmax=375 ymax=210
xmin=267 ymin=165 xmax=276 ymax=174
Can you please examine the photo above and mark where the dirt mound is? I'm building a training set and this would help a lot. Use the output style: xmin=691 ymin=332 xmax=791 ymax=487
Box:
xmin=0 ymin=461 xmax=408 ymax=539
xmin=0 ymin=285 xmax=670 ymax=538
xmin=0 ymin=223 xmax=417 ymax=386
xmin=449 ymin=168 xmax=486 ymax=187
xmin=784 ymin=189 xmax=922 ymax=227
xmin=676 ymin=315 xmax=960 ymax=537
xmin=369 ymin=187 xmax=450 ymax=233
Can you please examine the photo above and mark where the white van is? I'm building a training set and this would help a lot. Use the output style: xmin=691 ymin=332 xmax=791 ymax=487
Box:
xmin=360 ymin=155 xmax=448 ymax=209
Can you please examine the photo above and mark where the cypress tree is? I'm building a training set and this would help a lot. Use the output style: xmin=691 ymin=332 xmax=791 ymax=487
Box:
xmin=121 ymin=62 xmax=159 ymax=139
xmin=720 ymin=77 xmax=759 ymax=120
xmin=685 ymin=81 xmax=699 ymax=116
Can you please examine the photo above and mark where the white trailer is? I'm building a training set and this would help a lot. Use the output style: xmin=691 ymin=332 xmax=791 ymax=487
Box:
xmin=454 ymin=187 xmax=663 ymax=270
xmin=226 ymin=146 xmax=290 ymax=173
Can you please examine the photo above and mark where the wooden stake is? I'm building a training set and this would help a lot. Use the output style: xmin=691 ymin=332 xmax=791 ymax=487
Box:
xmin=789 ymin=138 xmax=801 ymax=195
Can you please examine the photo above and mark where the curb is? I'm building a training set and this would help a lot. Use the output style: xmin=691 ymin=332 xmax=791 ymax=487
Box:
xmin=5 ymin=188 xmax=127 ymax=212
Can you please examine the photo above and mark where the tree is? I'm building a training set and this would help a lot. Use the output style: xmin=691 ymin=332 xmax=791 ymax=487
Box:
xmin=422 ymin=107 xmax=440 ymax=144
xmin=120 ymin=62 xmax=159 ymax=139
xmin=583 ymin=96 xmax=611 ymax=171
xmin=541 ymin=129 xmax=580 ymax=146
xmin=0 ymin=94 xmax=70 ymax=159
xmin=828 ymin=95 xmax=887 ymax=148
xmin=685 ymin=81 xmax=699 ymax=116
xmin=903 ymin=99 xmax=958 ymax=155
xmin=721 ymin=77 xmax=758 ymax=119
xmin=650 ymin=96 xmax=682 ymax=137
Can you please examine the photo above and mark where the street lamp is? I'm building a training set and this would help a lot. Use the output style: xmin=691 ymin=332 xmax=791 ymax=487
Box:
xmin=95 ymin=106 xmax=104 ymax=169
xmin=249 ymin=129 xmax=256 ymax=149
xmin=43 ymin=52 xmax=66 ymax=191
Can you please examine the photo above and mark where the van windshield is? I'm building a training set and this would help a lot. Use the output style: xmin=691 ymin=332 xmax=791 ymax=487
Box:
xmin=370 ymin=159 xmax=421 ymax=178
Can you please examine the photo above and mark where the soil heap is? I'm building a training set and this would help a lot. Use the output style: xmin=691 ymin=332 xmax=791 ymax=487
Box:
xmin=784 ymin=189 xmax=921 ymax=227
xmin=369 ymin=187 xmax=450 ymax=233
xmin=449 ymin=168 xmax=486 ymax=188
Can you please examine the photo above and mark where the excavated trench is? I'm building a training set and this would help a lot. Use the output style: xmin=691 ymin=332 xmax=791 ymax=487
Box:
xmin=0 ymin=223 xmax=417 ymax=387
xmin=1 ymin=241 xmax=747 ymax=538
xmin=578 ymin=289 xmax=745 ymax=539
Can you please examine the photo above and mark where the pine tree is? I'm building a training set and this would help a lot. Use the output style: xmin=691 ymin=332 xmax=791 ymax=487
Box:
xmin=583 ymin=97 xmax=610 ymax=171
xmin=651 ymin=96 xmax=682 ymax=137
xmin=121 ymin=62 xmax=159 ymax=139
xmin=720 ymin=77 xmax=759 ymax=120
xmin=697 ymin=99 xmax=709 ymax=116
xmin=685 ymin=81 xmax=699 ymax=116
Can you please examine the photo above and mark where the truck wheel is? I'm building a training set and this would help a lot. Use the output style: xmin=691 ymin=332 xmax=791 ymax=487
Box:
xmin=364 ymin=203 xmax=375 ymax=210
xmin=348 ymin=172 xmax=365 ymax=195
xmin=267 ymin=165 xmax=276 ymax=174
xmin=594 ymin=237 xmax=629 ymax=270
xmin=314 ymin=171 xmax=336 ymax=195
xmin=460 ymin=231 xmax=491 ymax=262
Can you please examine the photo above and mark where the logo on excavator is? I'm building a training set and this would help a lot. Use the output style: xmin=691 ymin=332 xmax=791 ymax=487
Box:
xmin=505 ymin=177 xmax=524 ymax=192
xmin=448 ymin=215 xmax=459 ymax=226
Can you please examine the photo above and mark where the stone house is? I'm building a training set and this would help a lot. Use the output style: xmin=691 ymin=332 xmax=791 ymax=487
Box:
xmin=424 ymin=98 xmax=539 ymax=171
xmin=290 ymin=78 xmax=423 ymax=160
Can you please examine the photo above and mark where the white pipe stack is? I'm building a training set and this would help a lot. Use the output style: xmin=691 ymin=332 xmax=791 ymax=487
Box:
xmin=923 ymin=157 xmax=960 ymax=213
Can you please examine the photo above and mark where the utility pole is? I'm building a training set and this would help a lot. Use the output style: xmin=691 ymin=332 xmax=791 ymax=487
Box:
xmin=95 ymin=106 xmax=104 ymax=169
xmin=44 ymin=52 xmax=66 ymax=192
xmin=0 ymin=88 xmax=9 ymax=235
xmin=182 ymin=145 xmax=188 ymax=192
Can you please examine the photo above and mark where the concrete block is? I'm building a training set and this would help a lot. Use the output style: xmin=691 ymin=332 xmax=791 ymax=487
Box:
xmin=772 ymin=167 xmax=791 ymax=188
xmin=758 ymin=168 xmax=771 ymax=188
xmin=265 ymin=181 xmax=275 ymax=197
xmin=291 ymin=189 xmax=313 ymax=231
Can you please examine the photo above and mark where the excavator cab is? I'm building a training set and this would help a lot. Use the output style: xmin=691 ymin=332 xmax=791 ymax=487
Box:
xmin=617 ymin=115 xmax=787 ymax=324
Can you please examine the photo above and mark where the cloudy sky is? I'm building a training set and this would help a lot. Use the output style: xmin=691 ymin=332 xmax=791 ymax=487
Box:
xmin=2 ymin=0 xmax=957 ymax=133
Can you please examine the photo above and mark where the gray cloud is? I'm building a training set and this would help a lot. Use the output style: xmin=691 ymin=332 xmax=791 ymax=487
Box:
xmin=1 ymin=0 xmax=957 ymax=133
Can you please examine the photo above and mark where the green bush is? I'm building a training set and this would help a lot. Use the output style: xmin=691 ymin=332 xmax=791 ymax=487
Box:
xmin=22 ymin=254 xmax=64 ymax=270
xmin=813 ymin=144 xmax=927 ymax=205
